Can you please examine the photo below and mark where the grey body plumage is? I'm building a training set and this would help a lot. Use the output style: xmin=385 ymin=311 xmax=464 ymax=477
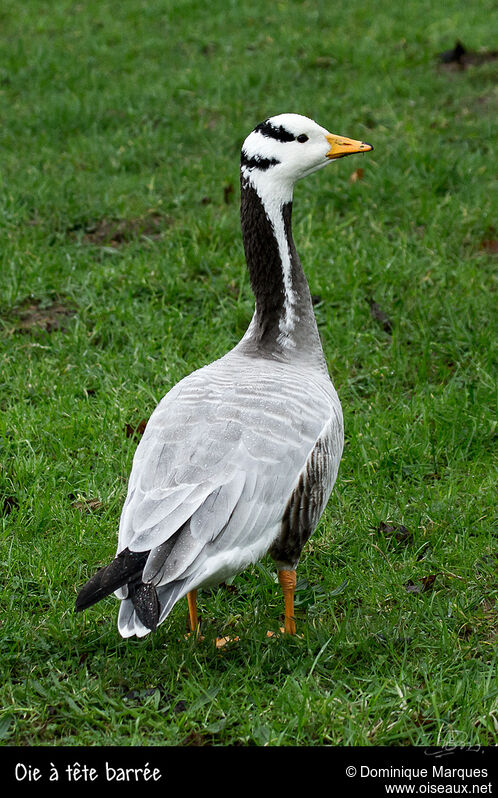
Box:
xmin=76 ymin=114 xmax=373 ymax=637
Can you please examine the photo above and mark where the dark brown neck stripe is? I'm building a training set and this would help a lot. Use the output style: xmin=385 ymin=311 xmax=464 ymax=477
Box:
xmin=240 ymin=178 xmax=286 ymax=345
xmin=239 ymin=171 xmax=323 ymax=361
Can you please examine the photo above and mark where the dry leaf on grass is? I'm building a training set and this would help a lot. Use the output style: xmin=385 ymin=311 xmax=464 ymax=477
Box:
xmin=350 ymin=168 xmax=364 ymax=183
xmin=223 ymin=183 xmax=234 ymax=204
xmin=72 ymin=496 xmax=104 ymax=512
xmin=480 ymin=240 xmax=498 ymax=255
xmin=378 ymin=521 xmax=412 ymax=544
xmin=215 ymin=636 xmax=239 ymax=648
xmin=1 ymin=496 xmax=19 ymax=516
xmin=124 ymin=419 xmax=147 ymax=439
xmin=405 ymin=574 xmax=440 ymax=594
xmin=367 ymin=299 xmax=393 ymax=334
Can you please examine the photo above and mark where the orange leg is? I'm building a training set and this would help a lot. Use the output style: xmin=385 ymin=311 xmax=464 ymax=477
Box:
xmin=278 ymin=570 xmax=297 ymax=635
xmin=187 ymin=589 xmax=198 ymax=633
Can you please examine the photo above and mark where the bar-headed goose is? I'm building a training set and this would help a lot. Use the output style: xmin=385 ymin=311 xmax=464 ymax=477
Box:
xmin=76 ymin=114 xmax=373 ymax=637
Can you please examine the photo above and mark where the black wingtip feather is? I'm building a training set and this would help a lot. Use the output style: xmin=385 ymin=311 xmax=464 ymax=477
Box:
xmin=75 ymin=548 xmax=148 ymax=612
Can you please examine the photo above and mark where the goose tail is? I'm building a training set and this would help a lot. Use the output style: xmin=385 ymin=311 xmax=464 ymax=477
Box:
xmin=76 ymin=547 xmax=186 ymax=636
xmin=117 ymin=580 xmax=187 ymax=638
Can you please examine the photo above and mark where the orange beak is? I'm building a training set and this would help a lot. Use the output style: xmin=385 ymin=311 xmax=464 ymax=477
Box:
xmin=325 ymin=133 xmax=373 ymax=160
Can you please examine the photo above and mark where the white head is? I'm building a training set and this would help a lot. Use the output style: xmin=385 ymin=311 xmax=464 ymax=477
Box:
xmin=241 ymin=113 xmax=372 ymax=204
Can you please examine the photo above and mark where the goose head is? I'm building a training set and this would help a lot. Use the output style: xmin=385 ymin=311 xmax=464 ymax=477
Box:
xmin=241 ymin=113 xmax=373 ymax=201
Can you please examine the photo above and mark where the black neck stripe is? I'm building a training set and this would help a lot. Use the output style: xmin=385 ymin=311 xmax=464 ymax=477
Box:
xmin=241 ymin=150 xmax=280 ymax=171
xmin=254 ymin=120 xmax=295 ymax=143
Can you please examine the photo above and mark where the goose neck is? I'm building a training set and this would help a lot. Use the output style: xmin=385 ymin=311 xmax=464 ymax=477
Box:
xmin=239 ymin=172 xmax=324 ymax=365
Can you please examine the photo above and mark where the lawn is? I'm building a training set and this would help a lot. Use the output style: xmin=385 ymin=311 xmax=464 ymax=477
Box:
xmin=0 ymin=0 xmax=496 ymax=747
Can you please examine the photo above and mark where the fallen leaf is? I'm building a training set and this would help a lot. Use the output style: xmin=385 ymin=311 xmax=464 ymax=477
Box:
xmin=412 ymin=711 xmax=436 ymax=728
xmin=367 ymin=298 xmax=393 ymax=334
xmin=378 ymin=521 xmax=412 ymax=544
xmin=227 ymin=280 xmax=240 ymax=299
xmin=1 ymin=496 xmax=19 ymax=516
xmin=223 ymin=183 xmax=234 ymax=204
xmin=219 ymin=581 xmax=238 ymax=594
xmin=123 ymin=687 xmax=163 ymax=703
xmin=124 ymin=419 xmax=147 ymax=439
xmin=215 ymin=636 xmax=239 ymax=648
xmin=423 ymin=471 xmax=441 ymax=481
xmin=72 ymin=496 xmax=104 ymax=512
xmin=480 ymin=240 xmax=498 ymax=255
xmin=312 ymin=56 xmax=334 ymax=69
xmin=350 ymin=168 xmax=364 ymax=183
xmin=475 ymin=554 xmax=498 ymax=573
xmin=405 ymin=574 xmax=440 ymax=594
xmin=173 ymin=700 xmax=187 ymax=714
xmin=201 ymin=42 xmax=217 ymax=57
xmin=181 ymin=731 xmax=210 ymax=746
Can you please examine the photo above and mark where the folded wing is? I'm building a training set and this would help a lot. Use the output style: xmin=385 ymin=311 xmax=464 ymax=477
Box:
xmin=113 ymin=356 xmax=342 ymax=634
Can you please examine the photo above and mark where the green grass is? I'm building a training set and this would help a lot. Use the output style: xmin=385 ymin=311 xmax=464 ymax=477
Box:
xmin=0 ymin=0 xmax=497 ymax=746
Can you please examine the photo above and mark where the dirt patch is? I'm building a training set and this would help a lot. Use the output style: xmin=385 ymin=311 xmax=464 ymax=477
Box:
xmin=68 ymin=213 xmax=173 ymax=247
xmin=5 ymin=297 xmax=77 ymax=334
xmin=1 ymin=496 xmax=19 ymax=516
xmin=367 ymin=298 xmax=393 ymax=334
xmin=438 ymin=40 xmax=498 ymax=70
xmin=480 ymin=239 xmax=498 ymax=255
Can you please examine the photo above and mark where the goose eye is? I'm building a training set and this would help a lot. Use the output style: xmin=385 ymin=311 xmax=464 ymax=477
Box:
xmin=296 ymin=134 xmax=309 ymax=143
